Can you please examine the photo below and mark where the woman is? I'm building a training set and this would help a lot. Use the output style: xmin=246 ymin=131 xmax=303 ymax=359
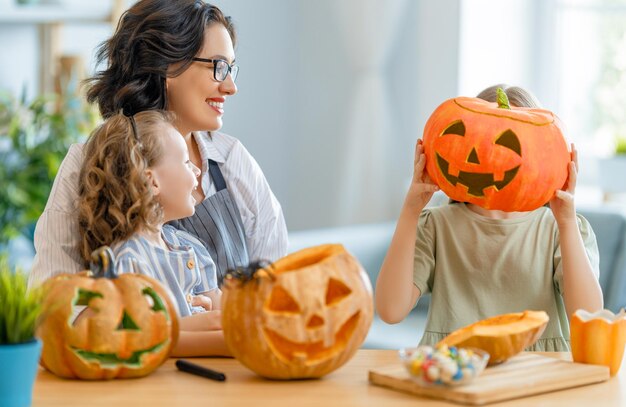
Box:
xmin=30 ymin=0 xmax=288 ymax=286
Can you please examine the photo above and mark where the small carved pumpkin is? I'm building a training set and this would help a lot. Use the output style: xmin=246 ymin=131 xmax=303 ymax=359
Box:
xmin=570 ymin=309 xmax=626 ymax=376
xmin=438 ymin=310 xmax=549 ymax=365
xmin=221 ymin=244 xmax=374 ymax=379
xmin=37 ymin=247 xmax=179 ymax=380
xmin=423 ymin=88 xmax=570 ymax=211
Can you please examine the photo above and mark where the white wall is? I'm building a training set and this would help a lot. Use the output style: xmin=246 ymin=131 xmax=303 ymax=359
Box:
xmin=0 ymin=25 xmax=39 ymax=99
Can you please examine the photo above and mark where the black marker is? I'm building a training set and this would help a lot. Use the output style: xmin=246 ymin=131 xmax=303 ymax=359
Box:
xmin=175 ymin=359 xmax=227 ymax=382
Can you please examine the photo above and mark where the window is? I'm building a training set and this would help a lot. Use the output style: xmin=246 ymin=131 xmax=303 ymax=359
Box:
xmin=553 ymin=0 xmax=626 ymax=156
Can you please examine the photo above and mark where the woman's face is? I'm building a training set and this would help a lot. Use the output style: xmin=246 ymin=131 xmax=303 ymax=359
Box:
xmin=166 ymin=23 xmax=237 ymax=135
xmin=149 ymin=124 xmax=201 ymax=222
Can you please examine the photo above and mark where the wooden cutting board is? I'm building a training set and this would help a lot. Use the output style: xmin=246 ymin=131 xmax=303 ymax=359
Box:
xmin=369 ymin=353 xmax=610 ymax=405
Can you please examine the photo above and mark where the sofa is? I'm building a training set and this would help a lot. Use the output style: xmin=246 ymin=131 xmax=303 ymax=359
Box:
xmin=287 ymin=203 xmax=626 ymax=349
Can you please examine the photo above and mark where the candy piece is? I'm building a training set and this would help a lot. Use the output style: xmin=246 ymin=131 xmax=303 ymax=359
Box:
xmin=426 ymin=365 xmax=440 ymax=381
xmin=410 ymin=360 xmax=422 ymax=375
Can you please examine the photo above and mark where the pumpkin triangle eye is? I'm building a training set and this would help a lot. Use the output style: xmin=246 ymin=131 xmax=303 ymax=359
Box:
xmin=268 ymin=285 xmax=301 ymax=312
xmin=495 ymin=129 xmax=522 ymax=156
xmin=441 ymin=120 xmax=465 ymax=137
xmin=326 ymin=278 xmax=352 ymax=305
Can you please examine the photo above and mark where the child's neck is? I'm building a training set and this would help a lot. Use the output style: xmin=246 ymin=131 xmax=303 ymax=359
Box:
xmin=466 ymin=203 xmax=530 ymax=220
xmin=137 ymin=224 xmax=169 ymax=250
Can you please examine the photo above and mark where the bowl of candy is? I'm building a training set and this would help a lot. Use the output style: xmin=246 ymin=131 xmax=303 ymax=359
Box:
xmin=398 ymin=345 xmax=489 ymax=386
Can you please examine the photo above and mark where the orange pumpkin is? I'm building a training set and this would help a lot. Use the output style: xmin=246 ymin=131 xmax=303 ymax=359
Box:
xmin=570 ymin=309 xmax=626 ymax=376
xmin=221 ymin=244 xmax=374 ymax=379
xmin=423 ymin=88 xmax=570 ymax=211
xmin=37 ymin=247 xmax=179 ymax=380
xmin=437 ymin=310 xmax=549 ymax=365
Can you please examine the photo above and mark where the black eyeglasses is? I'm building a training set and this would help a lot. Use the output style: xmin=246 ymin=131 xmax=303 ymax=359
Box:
xmin=192 ymin=58 xmax=239 ymax=82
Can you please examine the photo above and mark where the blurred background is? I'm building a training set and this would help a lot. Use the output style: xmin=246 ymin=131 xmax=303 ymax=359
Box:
xmin=2 ymin=0 xmax=626 ymax=268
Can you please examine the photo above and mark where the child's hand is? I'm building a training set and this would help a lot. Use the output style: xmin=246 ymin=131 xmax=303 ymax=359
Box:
xmin=550 ymin=143 xmax=577 ymax=226
xmin=190 ymin=294 xmax=213 ymax=311
xmin=404 ymin=139 xmax=439 ymax=215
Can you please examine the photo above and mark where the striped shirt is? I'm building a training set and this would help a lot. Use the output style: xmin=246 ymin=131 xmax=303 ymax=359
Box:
xmin=112 ymin=225 xmax=218 ymax=317
xmin=29 ymin=131 xmax=288 ymax=286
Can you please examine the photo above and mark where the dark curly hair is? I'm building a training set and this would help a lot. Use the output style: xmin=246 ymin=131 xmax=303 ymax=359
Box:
xmin=85 ymin=0 xmax=236 ymax=118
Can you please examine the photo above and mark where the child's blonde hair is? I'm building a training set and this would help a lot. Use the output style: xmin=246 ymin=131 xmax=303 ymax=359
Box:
xmin=78 ymin=110 xmax=174 ymax=262
xmin=476 ymin=83 xmax=541 ymax=108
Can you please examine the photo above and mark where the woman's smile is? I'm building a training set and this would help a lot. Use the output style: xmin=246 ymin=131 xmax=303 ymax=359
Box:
xmin=207 ymin=97 xmax=224 ymax=115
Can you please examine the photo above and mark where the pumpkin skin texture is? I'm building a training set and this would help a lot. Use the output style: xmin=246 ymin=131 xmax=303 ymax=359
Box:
xmin=570 ymin=309 xmax=626 ymax=376
xmin=222 ymin=244 xmax=374 ymax=379
xmin=37 ymin=247 xmax=180 ymax=380
xmin=422 ymin=91 xmax=570 ymax=211
xmin=437 ymin=310 xmax=549 ymax=366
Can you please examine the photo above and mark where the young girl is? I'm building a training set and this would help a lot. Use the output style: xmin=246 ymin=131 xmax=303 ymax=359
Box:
xmin=78 ymin=110 xmax=229 ymax=356
xmin=375 ymin=84 xmax=604 ymax=351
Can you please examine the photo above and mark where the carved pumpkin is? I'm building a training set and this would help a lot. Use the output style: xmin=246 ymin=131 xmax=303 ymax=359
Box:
xmin=221 ymin=244 xmax=374 ymax=379
xmin=423 ymin=88 xmax=570 ymax=211
xmin=37 ymin=247 xmax=179 ymax=380
xmin=570 ymin=309 xmax=626 ymax=376
xmin=437 ymin=310 xmax=549 ymax=365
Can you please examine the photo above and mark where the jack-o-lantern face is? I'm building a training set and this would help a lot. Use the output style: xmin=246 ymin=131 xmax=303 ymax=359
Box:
xmin=222 ymin=244 xmax=374 ymax=379
xmin=262 ymin=269 xmax=362 ymax=364
xmin=38 ymin=247 xmax=179 ymax=380
xmin=423 ymin=89 xmax=570 ymax=211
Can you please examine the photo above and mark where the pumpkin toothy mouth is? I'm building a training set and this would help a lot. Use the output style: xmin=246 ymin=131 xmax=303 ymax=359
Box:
xmin=71 ymin=342 xmax=167 ymax=368
xmin=436 ymin=153 xmax=520 ymax=197
xmin=262 ymin=311 xmax=361 ymax=363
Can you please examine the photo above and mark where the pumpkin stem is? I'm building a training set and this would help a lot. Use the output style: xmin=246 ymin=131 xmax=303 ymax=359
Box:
xmin=90 ymin=246 xmax=118 ymax=279
xmin=224 ymin=260 xmax=275 ymax=284
xmin=496 ymin=87 xmax=511 ymax=110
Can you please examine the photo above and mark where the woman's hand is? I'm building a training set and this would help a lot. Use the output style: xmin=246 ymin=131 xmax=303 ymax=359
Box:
xmin=550 ymin=143 xmax=578 ymax=226
xmin=404 ymin=139 xmax=439 ymax=215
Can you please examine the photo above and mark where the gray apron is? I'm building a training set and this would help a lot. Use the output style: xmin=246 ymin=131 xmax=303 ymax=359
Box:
xmin=168 ymin=159 xmax=249 ymax=285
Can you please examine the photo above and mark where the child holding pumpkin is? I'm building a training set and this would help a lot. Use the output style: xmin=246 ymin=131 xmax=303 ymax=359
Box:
xmin=375 ymin=84 xmax=603 ymax=351
xmin=78 ymin=110 xmax=230 ymax=356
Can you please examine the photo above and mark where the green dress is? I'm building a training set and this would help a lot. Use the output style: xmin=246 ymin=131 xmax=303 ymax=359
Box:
xmin=412 ymin=203 xmax=600 ymax=352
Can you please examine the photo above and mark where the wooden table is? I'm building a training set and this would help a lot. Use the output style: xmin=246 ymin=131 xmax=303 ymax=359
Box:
xmin=33 ymin=350 xmax=626 ymax=406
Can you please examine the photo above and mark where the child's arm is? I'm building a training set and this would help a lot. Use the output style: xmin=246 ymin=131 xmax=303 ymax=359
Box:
xmin=375 ymin=140 xmax=438 ymax=323
xmin=179 ymin=310 xmax=223 ymax=331
xmin=550 ymin=144 xmax=603 ymax=317
xmin=171 ymin=331 xmax=231 ymax=357
xmin=174 ymin=309 xmax=232 ymax=357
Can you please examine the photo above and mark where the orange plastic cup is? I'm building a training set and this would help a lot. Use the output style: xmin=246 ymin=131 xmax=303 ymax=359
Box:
xmin=570 ymin=309 xmax=626 ymax=376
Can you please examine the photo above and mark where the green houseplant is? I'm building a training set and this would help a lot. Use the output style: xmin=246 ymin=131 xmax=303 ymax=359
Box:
xmin=0 ymin=86 xmax=97 ymax=246
xmin=0 ymin=254 xmax=44 ymax=407
xmin=615 ymin=135 xmax=626 ymax=155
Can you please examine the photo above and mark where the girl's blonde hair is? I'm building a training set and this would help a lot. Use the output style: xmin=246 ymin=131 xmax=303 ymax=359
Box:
xmin=476 ymin=83 xmax=541 ymax=108
xmin=78 ymin=110 xmax=174 ymax=262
